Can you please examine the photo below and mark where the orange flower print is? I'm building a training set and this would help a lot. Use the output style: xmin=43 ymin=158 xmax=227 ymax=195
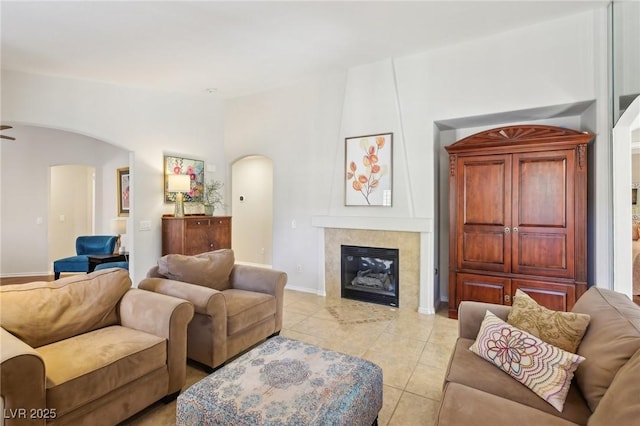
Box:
xmin=346 ymin=134 xmax=389 ymax=205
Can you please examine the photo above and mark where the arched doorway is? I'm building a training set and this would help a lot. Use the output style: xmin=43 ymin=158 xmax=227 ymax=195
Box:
xmin=0 ymin=124 xmax=129 ymax=277
xmin=49 ymin=165 xmax=95 ymax=269
xmin=231 ymin=156 xmax=273 ymax=266
xmin=612 ymin=96 xmax=640 ymax=297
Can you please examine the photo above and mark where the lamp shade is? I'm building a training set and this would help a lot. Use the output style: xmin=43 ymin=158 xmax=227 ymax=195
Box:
xmin=167 ymin=174 xmax=191 ymax=192
xmin=110 ymin=218 xmax=127 ymax=235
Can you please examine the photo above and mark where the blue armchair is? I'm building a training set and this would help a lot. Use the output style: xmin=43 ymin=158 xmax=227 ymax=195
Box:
xmin=53 ymin=236 xmax=118 ymax=279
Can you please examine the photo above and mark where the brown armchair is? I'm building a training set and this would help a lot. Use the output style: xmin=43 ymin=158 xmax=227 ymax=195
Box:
xmin=139 ymin=249 xmax=287 ymax=370
xmin=0 ymin=269 xmax=194 ymax=426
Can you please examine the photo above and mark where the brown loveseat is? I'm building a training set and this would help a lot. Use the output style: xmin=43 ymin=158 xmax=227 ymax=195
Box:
xmin=139 ymin=249 xmax=287 ymax=370
xmin=0 ymin=268 xmax=194 ymax=426
xmin=435 ymin=287 xmax=640 ymax=425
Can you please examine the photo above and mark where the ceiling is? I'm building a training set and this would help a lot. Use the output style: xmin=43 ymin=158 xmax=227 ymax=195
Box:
xmin=1 ymin=1 xmax=608 ymax=98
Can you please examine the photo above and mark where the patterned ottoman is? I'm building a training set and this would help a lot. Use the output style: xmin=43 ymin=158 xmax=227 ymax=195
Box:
xmin=177 ymin=336 xmax=383 ymax=426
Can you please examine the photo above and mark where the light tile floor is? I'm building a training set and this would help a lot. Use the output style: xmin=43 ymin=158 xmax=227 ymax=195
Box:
xmin=124 ymin=289 xmax=459 ymax=425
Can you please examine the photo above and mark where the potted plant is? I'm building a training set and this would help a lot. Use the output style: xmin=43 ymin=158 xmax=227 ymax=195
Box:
xmin=203 ymin=179 xmax=224 ymax=216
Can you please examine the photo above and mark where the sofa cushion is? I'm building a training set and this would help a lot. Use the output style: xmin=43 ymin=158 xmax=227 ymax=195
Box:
xmin=587 ymin=348 xmax=640 ymax=425
xmin=157 ymin=249 xmax=234 ymax=291
xmin=508 ymin=289 xmax=590 ymax=353
xmin=223 ymin=289 xmax=276 ymax=336
xmin=572 ymin=287 xmax=640 ymax=411
xmin=469 ymin=311 xmax=584 ymax=412
xmin=436 ymin=382 xmax=580 ymax=426
xmin=446 ymin=338 xmax=591 ymax=424
xmin=0 ymin=269 xmax=131 ymax=348
xmin=37 ymin=325 xmax=166 ymax=417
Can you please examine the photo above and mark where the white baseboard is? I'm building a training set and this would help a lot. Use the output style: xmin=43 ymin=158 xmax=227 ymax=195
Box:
xmin=0 ymin=271 xmax=50 ymax=279
xmin=285 ymin=284 xmax=325 ymax=296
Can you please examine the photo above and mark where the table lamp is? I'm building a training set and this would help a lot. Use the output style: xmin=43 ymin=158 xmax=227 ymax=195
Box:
xmin=168 ymin=174 xmax=191 ymax=217
xmin=110 ymin=218 xmax=127 ymax=254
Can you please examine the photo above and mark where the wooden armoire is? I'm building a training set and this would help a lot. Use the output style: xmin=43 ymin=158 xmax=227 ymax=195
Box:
xmin=445 ymin=125 xmax=593 ymax=319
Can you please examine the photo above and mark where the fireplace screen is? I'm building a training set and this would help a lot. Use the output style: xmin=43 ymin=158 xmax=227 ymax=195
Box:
xmin=341 ymin=245 xmax=399 ymax=307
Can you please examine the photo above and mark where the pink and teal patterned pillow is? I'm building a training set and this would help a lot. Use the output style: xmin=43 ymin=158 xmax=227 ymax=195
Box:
xmin=469 ymin=310 xmax=585 ymax=412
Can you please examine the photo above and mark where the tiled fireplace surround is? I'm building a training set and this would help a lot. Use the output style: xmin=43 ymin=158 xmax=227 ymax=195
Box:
xmin=312 ymin=216 xmax=435 ymax=314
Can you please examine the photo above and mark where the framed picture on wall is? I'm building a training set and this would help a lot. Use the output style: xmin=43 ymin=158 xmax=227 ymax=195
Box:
xmin=633 ymin=187 xmax=638 ymax=205
xmin=117 ymin=167 xmax=130 ymax=217
xmin=164 ymin=155 xmax=205 ymax=203
xmin=345 ymin=132 xmax=393 ymax=206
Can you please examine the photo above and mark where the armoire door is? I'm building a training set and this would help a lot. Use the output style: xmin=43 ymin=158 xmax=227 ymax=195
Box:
xmin=458 ymin=273 xmax=511 ymax=306
xmin=511 ymin=149 xmax=575 ymax=278
xmin=456 ymin=154 xmax=512 ymax=273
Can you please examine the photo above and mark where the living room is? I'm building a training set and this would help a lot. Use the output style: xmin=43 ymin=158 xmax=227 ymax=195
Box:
xmin=3 ymin=1 xmax=638 ymax=303
xmin=1 ymin=1 xmax=640 ymax=424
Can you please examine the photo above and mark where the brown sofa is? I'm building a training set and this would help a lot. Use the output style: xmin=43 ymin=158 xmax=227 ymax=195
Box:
xmin=435 ymin=287 xmax=640 ymax=425
xmin=139 ymin=249 xmax=287 ymax=370
xmin=0 ymin=268 xmax=194 ymax=426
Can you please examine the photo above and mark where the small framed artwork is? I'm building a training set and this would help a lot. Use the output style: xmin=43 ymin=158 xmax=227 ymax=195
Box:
xmin=633 ymin=188 xmax=637 ymax=205
xmin=345 ymin=132 xmax=393 ymax=206
xmin=117 ymin=167 xmax=130 ymax=217
xmin=164 ymin=155 xmax=205 ymax=203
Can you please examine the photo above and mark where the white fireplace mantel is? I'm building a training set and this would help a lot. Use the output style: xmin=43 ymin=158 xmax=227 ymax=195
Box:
xmin=311 ymin=215 xmax=432 ymax=233
xmin=312 ymin=215 xmax=436 ymax=315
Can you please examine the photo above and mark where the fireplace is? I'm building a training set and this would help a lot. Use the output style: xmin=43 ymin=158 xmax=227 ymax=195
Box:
xmin=341 ymin=245 xmax=399 ymax=307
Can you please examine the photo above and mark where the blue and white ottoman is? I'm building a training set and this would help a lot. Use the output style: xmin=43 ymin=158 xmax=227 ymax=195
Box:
xmin=177 ymin=336 xmax=383 ymax=426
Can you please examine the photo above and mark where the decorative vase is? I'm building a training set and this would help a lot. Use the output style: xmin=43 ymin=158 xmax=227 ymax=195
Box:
xmin=204 ymin=205 xmax=214 ymax=216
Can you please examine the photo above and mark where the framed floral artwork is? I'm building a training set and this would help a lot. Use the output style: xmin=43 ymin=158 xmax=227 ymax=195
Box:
xmin=117 ymin=167 xmax=130 ymax=217
xmin=164 ymin=155 xmax=205 ymax=203
xmin=345 ymin=133 xmax=393 ymax=206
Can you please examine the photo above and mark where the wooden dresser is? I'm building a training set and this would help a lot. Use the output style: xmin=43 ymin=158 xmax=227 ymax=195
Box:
xmin=445 ymin=125 xmax=593 ymax=318
xmin=162 ymin=216 xmax=231 ymax=255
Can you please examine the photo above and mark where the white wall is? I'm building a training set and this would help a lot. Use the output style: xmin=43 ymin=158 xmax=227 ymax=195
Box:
xmin=613 ymin=0 xmax=640 ymax=116
xmin=225 ymin=72 xmax=347 ymax=289
xmin=226 ymin=8 xmax=611 ymax=296
xmin=1 ymin=71 xmax=226 ymax=283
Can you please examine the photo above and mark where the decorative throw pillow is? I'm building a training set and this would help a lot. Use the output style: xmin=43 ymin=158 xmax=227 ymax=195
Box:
xmin=470 ymin=310 xmax=585 ymax=412
xmin=157 ymin=249 xmax=234 ymax=290
xmin=507 ymin=289 xmax=590 ymax=353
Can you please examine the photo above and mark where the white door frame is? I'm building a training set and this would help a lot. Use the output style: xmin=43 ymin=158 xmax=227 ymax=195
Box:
xmin=612 ymin=96 xmax=640 ymax=297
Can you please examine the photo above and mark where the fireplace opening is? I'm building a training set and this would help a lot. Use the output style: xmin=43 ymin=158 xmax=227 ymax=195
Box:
xmin=341 ymin=245 xmax=399 ymax=307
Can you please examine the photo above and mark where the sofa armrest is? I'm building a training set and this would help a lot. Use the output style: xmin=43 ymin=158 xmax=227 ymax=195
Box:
xmin=230 ymin=265 xmax=287 ymax=296
xmin=1 ymin=328 xmax=46 ymax=426
xmin=146 ymin=265 xmax=162 ymax=278
xmin=230 ymin=265 xmax=288 ymax=331
xmin=458 ymin=301 xmax=511 ymax=340
xmin=119 ymin=289 xmax=194 ymax=395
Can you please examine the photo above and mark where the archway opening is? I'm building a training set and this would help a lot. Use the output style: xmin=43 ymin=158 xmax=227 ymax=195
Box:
xmin=49 ymin=165 xmax=95 ymax=269
xmin=231 ymin=155 xmax=273 ymax=266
